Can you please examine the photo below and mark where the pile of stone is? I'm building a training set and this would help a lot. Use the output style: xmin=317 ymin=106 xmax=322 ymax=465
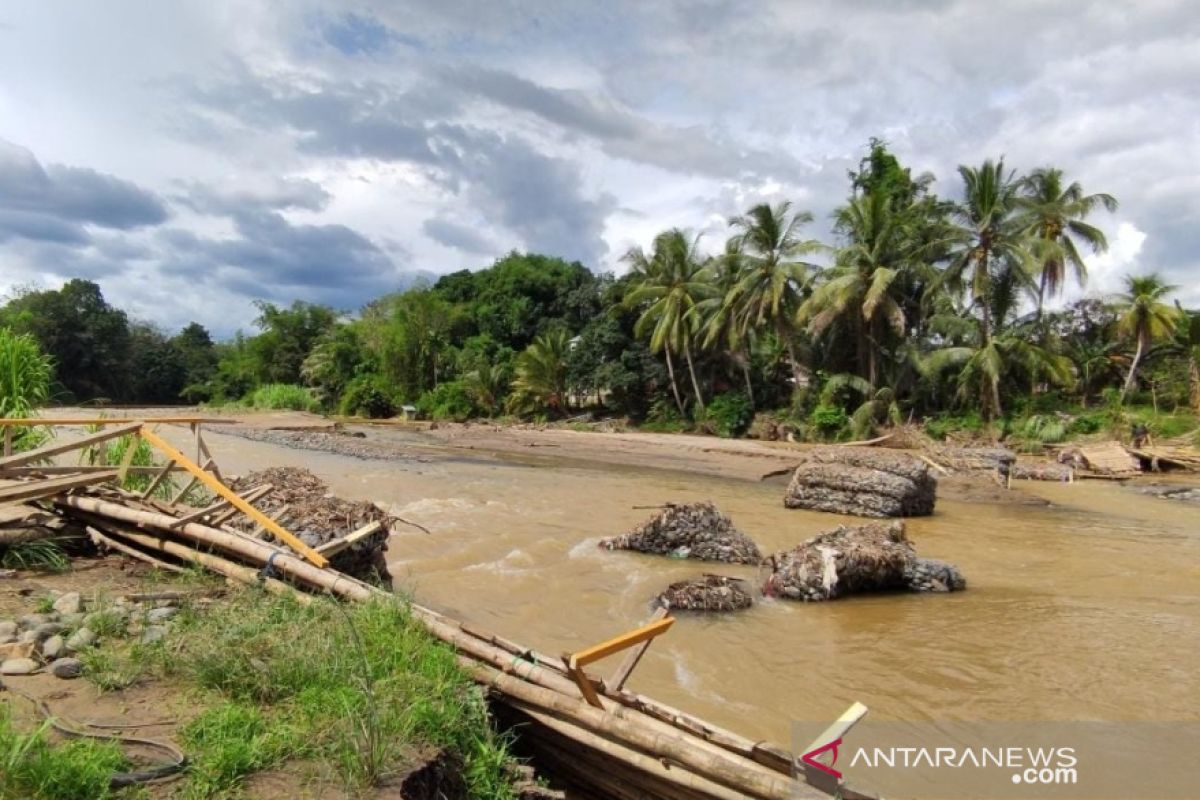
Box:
xmin=784 ymin=448 xmax=937 ymax=517
xmin=599 ymin=503 xmax=762 ymax=564
xmin=763 ymin=521 xmax=965 ymax=601
xmin=654 ymin=575 xmax=754 ymax=613
xmin=229 ymin=467 xmax=393 ymax=586
xmin=903 ymin=558 xmax=968 ymax=593
xmin=0 ymin=590 xmax=188 ymax=680
xmin=1010 ymin=462 xmax=1074 ymax=481
xmin=932 ymin=447 xmax=1016 ymax=473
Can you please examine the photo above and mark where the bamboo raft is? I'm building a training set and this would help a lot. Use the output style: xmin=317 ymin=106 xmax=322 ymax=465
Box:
xmin=0 ymin=418 xmax=879 ymax=800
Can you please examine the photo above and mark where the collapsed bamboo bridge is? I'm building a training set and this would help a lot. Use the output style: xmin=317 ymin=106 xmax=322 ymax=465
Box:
xmin=0 ymin=417 xmax=879 ymax=800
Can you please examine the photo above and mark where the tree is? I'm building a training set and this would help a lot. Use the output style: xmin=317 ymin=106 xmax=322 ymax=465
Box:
xmin=127 ymin=323 xmax=187 ymax=404
xmin=0 ymin=279 xmax=131 ymax=402
xmin=624 ymin=229 xmax=714 ymax=414
xmin=172 ymin=322 xmax=218 ymax=401
xmin=802 ymin=186 xmax=938 ymax=387
xmin=508 ymin=329 xmax=571 ymax=415
xmin=1017 ymin=168 xmax=1117 ymax=321
xmin=1115 ymin=274 xmax=1183 ymax=402
xmin=699 ymin=243 xmax=756 ymax=406
xmin=726 ymin=202 xmax=822 ymax=388
xmin=943 ymin=159 xmax=1029 ymax=418
xmin=249 ymin=301 xmax=338 ymax=385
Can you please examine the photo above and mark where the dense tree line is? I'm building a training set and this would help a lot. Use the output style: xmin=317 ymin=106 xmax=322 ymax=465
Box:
xmin=2 ymin=141 xmax=1196 ymax=442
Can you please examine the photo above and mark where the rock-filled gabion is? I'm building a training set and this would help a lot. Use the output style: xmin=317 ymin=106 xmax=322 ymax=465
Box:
xmin=654 ymin=575 xmax=754 ymax=612
xmin=783 ymin=448 xmax=936 ymax=517
xmin=599 ymin=502 xmax=762 ymax=564
xmin=229 ymin=467 xmax=392 ymax=586
xmin=763 ymin=521 xmax=965 ymax=601
xmin=902 ymin=558 xmax=967 ymax=593
xmin=933 ymin=447 xmax=1016 ymax=472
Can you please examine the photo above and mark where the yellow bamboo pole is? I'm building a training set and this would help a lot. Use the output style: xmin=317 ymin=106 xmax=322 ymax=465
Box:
xmin=137 ymin=426 xmax=328 ymax=568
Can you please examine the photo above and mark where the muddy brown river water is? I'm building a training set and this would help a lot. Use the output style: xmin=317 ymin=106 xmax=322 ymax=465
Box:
xmin=165 ymin=425 xmax=1200 ymax=748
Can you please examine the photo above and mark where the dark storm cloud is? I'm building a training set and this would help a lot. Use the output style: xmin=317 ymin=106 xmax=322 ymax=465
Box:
xmin=175 ymin=177 xmax=333 ymax=215
xmin=0 ymin=138 xmax=167 ymax=246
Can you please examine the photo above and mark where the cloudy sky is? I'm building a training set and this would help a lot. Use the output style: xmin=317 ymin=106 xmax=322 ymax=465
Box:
xmin=0 ymin=1 xmax=1196 ymax=336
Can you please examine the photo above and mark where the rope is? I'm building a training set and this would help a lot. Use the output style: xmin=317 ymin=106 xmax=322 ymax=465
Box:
xmin=3 ymin=684 xmax=188 ymax=786
xmin=258 ymin=550 xmax=283 ymax=581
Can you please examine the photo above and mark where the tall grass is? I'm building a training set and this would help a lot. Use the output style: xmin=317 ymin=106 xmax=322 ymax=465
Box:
xmin=147 ymin=591 xmax=519 ymax=798
xmin=0 ymin=327 xmax=52 ymax=452
xmin=244 ymin=383 xmax=319 ymax=413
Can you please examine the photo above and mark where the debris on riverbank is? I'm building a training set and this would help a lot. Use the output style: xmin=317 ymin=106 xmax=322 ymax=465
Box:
xmin=228 ymin=466 xmax=394 ymax=585
xmin=784 ymin=447 xmax=936 ymax=517
xmin=599 ymin=502 xmax=763 ymax=563
xmin=763 ymin=521 xmax=965 ymax=601
xmin=931 ymin=446 xmax=1016 ymax=473
xmin=654 ymin=574 xmax=754 ymax=612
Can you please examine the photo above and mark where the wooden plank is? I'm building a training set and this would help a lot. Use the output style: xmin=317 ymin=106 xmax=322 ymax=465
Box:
xmin=138 ymin=427 xmax=328 ymax=568
xmin=569 ymin=616 xmax=675 ymax=668
xmin=0 ymin=470 xmax=120 ymax=505
xmin=0 ymin=417 xmax=231 ymax=426
xmin=170 ymin=484 xmax=272 ymax=528
xmin=116 ymin=435 xmax=140 ymax=483
xmin=250 ymin=504 xmax=290 ymax=539
xmin=608 ymin=607 xmax=669 ymax=691
xmin=315 ymin=520 xmax=382 ymax=557
xmin=3 ymin=427 xmax=11 ymax=457
xmin=168 ymin=457 xmax=213 ymax=506
xmin=0 ymin=422 xmax=143 ymax=470
xmin=194 ymin=426 xmax=223 ymax=482
xmin=564 ymin=660 xmax=605 ymax=709
xmin=139 ymin=460 xmax=177 ymax=498
xmin=208 ymin=485 xmax=274 ymax=526
xmin=0 ymin=465 xmax=182 ymax=476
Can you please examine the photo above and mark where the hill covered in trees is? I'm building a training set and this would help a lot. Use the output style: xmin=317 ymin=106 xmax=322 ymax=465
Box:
xmin=2 ymin=142 xmax=1197 ymax=445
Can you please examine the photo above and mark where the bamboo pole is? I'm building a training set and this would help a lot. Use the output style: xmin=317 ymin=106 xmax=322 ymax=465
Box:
xmin=85 ymin=526 xmax=189 ymax=574
xmin=0 ymin=423 xmax=142 ymax=469
xmin=81 ymin=516 xmax=309 ymax=603
xmin=464 ymin=661 xmax=815 ymax=800
xmin=0 ymin=417 xmax=230 ymax=426
xmin=514 ymin=704 xmax=750 ymax=800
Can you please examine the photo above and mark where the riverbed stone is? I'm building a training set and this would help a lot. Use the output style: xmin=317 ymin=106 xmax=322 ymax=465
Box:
xmin=0 ymin=620 xmax=17 ymax=638
xmin=18 ymin=613 xmax=53 ymax=628
xmin=141 ymin=625 xmax=167 ymax=644
xmin=18 ymin=630 xmax=38 ymax=644
xmin=41 ymin=635 xmax=65 ymax=660
xmin=52 ymin=592 xmax=82 ymax=616
xmin=59 ymin=612 xmax=86 ymax=628
xmin=32 ymin=622 xmax=65 ymax=640
xmin=66 ymin=627 xmax=96 ymax=650
xmin=146 ymin=607 xmax=177 ymax=624
xmin=1 ymin=657 xmax=39 ymax=675
xmin=50 ymin=657 xmax=84 ymax=679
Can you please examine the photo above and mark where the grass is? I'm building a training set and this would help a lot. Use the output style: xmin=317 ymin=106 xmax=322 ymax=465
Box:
xmin=0 ymin=539 xmax=71 ymax=572
xmin=0 ymin=706 xmax=129 ymax=800
xmin=243 ymin=383 xmax=319 ymax=413
xmin=0 ymin=327 xmax=52 ymax=454
xmin=80 ymin=588 xmax=520 ymax=799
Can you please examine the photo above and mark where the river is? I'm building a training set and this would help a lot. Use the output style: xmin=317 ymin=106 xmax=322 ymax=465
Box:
xmin=178 ymin=424 xmax=1200 ymax=746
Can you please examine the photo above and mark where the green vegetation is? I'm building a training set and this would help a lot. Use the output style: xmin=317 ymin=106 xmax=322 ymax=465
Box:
xmin=0 ymin=707 xmax=128 ymax=800
xmin=3 ymin=140 xmax=1196 ymax=445
xmin=72 ymin=589 xmax=519 ymax=799
xmin=0 ymin=327 xmax=52 ymax=452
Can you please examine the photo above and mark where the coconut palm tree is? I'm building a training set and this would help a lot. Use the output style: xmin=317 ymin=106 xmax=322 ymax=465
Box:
xmin=508 ymin=329 xmax=570 ymax=415
xmin=624 ymin=229 xmax=713 ymax=414
xmin=699 ymin=243 xmax=756 ymax=406
xmin=726 ymin=201 xmax=823 ymax=388
xmin=801 ymin=187 xmax=940 ymax=388
xmin=1017 ymin=168 xmax=1117 ymax=320
xmin=942 ymin=158 xmax=1030 ymax=417
xmin=1115 ymin=274 xmax=1183 ymax=402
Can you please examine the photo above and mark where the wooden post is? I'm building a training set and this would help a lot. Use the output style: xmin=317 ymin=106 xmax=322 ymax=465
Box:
xmin=563 ymin=615 xmax=675 ymax=708
xmin=0 ymin=422 xmax=142 ymax=470
xmin=137 ymin=427 xmax=329 ymax=568
xmin=3 ymin=427 xmax=12 ymax=457
xmin=609 ymin=607 xmax=669 ymax=692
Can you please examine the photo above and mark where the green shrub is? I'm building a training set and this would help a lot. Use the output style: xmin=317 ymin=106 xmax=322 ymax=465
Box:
xmin=0 ymin=328 xmax=53 ymax=453
xmin=808 ymin=403 xmax=848 ymax=439
xmin=339 ymin=374 xmax=396 ymax=419
xmin=417 ymin=380 xmax=476 ymax=422
xmin=1013 ymin=414 xmax=1068 ymax=446
xmin=1067 ymin=412 xmax=1105 ymax=435
xmin=244 ymin=383 xmax=319 ymax=412
xmin=639 ymin=397 xmax=688 ymax=433
xmin=924 ymin=411 xmax=985 ymax=440
xmin=702 ymin=392 xmax=753 ymax=438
